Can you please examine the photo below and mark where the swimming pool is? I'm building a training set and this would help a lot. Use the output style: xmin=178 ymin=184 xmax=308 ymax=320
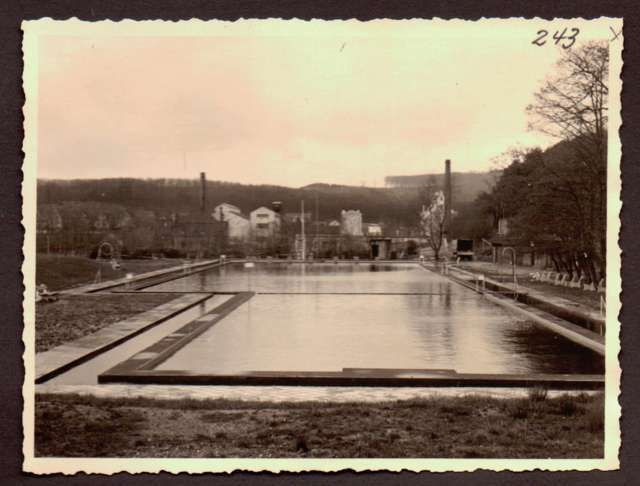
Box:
xmin=142 ymin=262 xmax=603 ymax=376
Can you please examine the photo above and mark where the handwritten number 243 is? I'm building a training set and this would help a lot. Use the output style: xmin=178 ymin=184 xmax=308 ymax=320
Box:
xmin=532 ymin=28 xmax=579 ymax=49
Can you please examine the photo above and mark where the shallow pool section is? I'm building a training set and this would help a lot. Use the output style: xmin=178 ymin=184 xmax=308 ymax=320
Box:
xmin=145 ymin=263 xmax=603 ymax=376
xmin=47 ymin=295 xmax=233 ymax=385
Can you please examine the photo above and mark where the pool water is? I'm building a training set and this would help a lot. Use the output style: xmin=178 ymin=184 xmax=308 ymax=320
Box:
xmin=147 ymin=263 xmax=603 ymax=376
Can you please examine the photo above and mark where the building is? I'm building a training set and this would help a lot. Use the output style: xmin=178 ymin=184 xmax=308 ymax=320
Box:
xmin=283 ymin=212 xmax=312 ymax=224
xmin=213 ymin=203 xmax=242 ymax=220
xmin=213 ymin=203 xmax=250 ymax=241
xmin=156 ymin=211 xmax=221 ymax=258
xmin=223 ymin=213 xmax=250 ymax=241
xmin=340 ymin=210 xmax=363 ymax=236
xmin=364 ymin=223 xmax=383 ymax=236
xmin=250 ymin=206 xmax=281 ymax=240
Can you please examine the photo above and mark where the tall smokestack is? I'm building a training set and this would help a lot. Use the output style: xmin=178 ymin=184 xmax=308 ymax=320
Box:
xmin=200 ymin=172 xmax=206 ymax=213
xmin=444 ymin=159 xmax=452 ymax=236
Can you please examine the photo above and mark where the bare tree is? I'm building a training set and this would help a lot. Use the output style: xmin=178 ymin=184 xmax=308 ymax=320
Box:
xmin=420 ymin=180 xmax=446 ymax=261
xmin=527 ymin=42 xmax=608 ymax=145
xmin=526 ymin=41 xmax=608 ymax=282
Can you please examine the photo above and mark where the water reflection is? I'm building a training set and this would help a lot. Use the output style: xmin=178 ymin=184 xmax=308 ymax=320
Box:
xmin=501 ymin=323 xmax=604 ymax=374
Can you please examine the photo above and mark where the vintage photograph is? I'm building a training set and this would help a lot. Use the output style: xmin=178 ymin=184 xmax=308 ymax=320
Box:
xmin=22 ymin=18 xmax=622 ymax=473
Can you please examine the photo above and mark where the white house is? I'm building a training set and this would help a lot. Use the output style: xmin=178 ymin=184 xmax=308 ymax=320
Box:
xmin=250 ymin=206 xmax=281 ymax=240
xmin=213 ymin=203 xmax=250 ymax=241
xmin=213 ymin=203 xmax=242 ymax=219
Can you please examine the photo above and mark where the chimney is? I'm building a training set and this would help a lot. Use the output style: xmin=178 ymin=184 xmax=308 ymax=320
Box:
xmin=444 ymin=159 xmax=452 ymax=236
xmin=200 ymin=172 xmax=206 ymax=213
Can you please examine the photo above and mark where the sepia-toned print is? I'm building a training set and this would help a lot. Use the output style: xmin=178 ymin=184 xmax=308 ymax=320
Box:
xmin=21 ymin=18 xmax=622 ymax=473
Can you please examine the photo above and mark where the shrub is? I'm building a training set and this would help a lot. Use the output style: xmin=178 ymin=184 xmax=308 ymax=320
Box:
xmin=439 ymin=404 xmax=471 ymax=416
xmin=162 ymin=248 xmax=186 ymax=258
xmin=508 ymin=400 xmax=530 ymax=420
xmin=585 ymin=406 xmax=604 ymax=433
xmin=560 ymin=401 xmax=578 ymax=416
xmin=387 ymin=431 xmax=401 ymax=441
xmin=130 ymin=248 xmax=152 ymax=259
xmin=295 ymin=434 xmax=309 ymax=453
xmin=528 ymin=387 xmax=548 ymax=402
xmin=470 ymin=432 xmax=489 ymax=445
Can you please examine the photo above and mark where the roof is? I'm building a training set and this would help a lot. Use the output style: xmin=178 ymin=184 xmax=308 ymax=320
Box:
xmin=214 ymin=202 xmax=241 ymax=212
xmin=489 ymin=234 xmax=562 ymax=249
xmin=250 ymin=206 xmax=278 ymax=215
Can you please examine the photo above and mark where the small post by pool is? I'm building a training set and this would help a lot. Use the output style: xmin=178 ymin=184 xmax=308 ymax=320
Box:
xmin=300 ymin=199 xmax=306 ymax=261
xmin=502 ymin=246 xmax=518 ymax=294
xmin=244 ymin=261 xmax=254 ymax=291
xmin=477 ymin=274 xmax=485 ymax=294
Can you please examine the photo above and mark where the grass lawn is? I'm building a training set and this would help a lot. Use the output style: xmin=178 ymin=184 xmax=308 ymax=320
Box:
xmin=34 ymin=392 xmax=604 ymax=458
xmin=35 ymin=293 xmax=178 ymax=352
xmin=36 ymin=254 xmax=183 ymax=291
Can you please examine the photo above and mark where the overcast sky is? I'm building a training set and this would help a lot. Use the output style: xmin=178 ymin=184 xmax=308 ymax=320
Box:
xmin=36 ymin=20 xmax=610 ymax=187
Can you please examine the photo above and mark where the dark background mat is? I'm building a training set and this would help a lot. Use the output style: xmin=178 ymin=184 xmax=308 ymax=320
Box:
xmin=1 ymin=0 xmax=638 ymax=484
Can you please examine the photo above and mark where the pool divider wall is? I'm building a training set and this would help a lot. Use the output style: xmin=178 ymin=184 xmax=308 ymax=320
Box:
xmin=98 ymin=369 xmax=604 ymax=390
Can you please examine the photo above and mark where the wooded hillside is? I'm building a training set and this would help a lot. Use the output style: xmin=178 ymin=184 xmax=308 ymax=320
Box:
xmin=37 ymin=175 xmax=493 ymax=226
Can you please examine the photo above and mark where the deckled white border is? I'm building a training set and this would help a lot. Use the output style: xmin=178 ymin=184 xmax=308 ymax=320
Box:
xmin=21 ymin=17 xmax=623 ymax=474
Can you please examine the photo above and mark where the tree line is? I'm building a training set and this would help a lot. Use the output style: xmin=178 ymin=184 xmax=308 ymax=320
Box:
xmin=450 ymin=41 xmax=608 ymax=286
xmin=38 ymin=179 xmax=427 ymax=226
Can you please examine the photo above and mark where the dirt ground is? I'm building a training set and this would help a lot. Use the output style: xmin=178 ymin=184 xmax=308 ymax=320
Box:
xmin=34 ymin=393 xmax=604 ymax=458
xmin=35 ymin=293 xmax=178 ymax=352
